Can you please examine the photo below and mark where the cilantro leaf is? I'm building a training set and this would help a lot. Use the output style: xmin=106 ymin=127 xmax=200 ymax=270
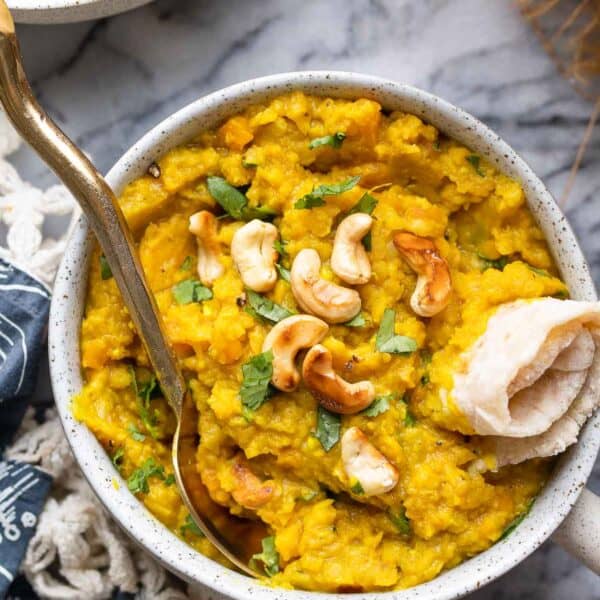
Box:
xmin=246 ymin=290 xmax=293 ymax=323
xmin=240 ymin=351 xmax=274 ymax=411
xmin=308 ymin=132 xmax=346 ymax=149
xmin=315 ymin=406 xmax=341 ymax=451
xmin=401 ymin=393 xmax=417 ymax=427
xmin=389 ymin=509 xmax=411 ymax=535
xmin=207 ymin=176 xmax=276 ymax=221
xmin=127 ymin=457 xmax=165 ymax=494
xmin=99 ymin=254 xmax=113 ymax=280
xmin=375 ymin=309 xmax=418 ymax=354
xmin=129 ymin=367 xmax=160 ymax=439
xmin=164 ymin=474 xmax=176 ymax=486
xmin=251 ymin=536 xmax=280 ymax=577
xmin=180 ymin=514 xmax=205 ymax=538
xmin=127 ymin=423 xmax=146 ymax=442
xmin=350 ymin=480 xmax=365 ymax=495
xmin=362 ymin=230 xmax=372 ymax=251
xmin=404 ymin=409 xmax=417 ymax=427
xmin=294 ymin=176 xmax=360 ymax=209
xmin=361 ymin=395 xmax=391 ymax=417
xmin=344 ymin=312 xmax=366 ymax=327
xmin=478 ymin=254 xmax=508 ymax=271
xmin=273 ymin=238 xmax=288 ymax=257
xmin=112 ymin=447 xmax=124 ymax=469
xmin=180 ymin=256 xmax=193 ymax=271
xmin=348 ymin=192 xmax=378 ymax=215
xmin=527 ymin=265 xmax=551 ymax=277
xmin=275 ymin=263 xmax=291 ymax=283
xmin=172 ymin=279 xmax=213 ymax=305
xmin=499 ymin=499 xmax=535 ymax=540
xmin=466 ymin=154 xmax=485 ymax=177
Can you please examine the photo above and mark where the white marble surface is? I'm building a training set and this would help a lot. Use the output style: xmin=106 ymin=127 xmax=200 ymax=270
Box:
xmin=11 ymin=0 xmax=600 ymax=597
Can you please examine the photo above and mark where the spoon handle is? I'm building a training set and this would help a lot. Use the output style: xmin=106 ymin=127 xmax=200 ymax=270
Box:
xmin=0 ymin=13 xmax=186 ymax=415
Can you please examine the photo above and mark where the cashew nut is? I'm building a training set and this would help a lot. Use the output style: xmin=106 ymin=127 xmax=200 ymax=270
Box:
xmin=331 ymin=213 xmax=373 ymax=284
xmin=231 ymin=220 xmax=278 ymax=292
xmin=291 ymin=249 xmax=361 ymax=323
xmin=302 ymin=344 xmax=375 ymax=414
xmin=189 ymin=210 xmax=224 ymax=285
xmin=231 ymin=454 xmax=274 ymax=509
xmin=262 ymin=315 xmax=329 ymax=391
xmin=341 ymin=427 xmax=399 ymax=496
xmin=393 ymin=231 xmax=451 ymax=317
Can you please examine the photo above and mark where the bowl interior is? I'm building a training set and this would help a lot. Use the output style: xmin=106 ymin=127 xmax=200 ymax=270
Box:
xmin=50 ymin=71 xmax=600 ymax=600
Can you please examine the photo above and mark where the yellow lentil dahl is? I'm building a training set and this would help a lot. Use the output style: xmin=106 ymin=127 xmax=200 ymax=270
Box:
xmin=73 ymin=92 xmax=566 ymax=592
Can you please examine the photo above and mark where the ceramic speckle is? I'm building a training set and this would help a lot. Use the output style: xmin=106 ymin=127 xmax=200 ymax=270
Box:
xmin=49 ymin=72 xmax=600 ymax=600
xmin=8 ymin=0 xmax=153 ymax=24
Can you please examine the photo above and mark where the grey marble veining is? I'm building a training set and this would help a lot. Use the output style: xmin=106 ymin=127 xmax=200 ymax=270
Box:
xmin=9 ymin=0 xmax=600 ymax=598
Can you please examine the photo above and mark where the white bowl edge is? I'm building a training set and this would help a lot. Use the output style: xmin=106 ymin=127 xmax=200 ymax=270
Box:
xmin=49 ymin=71 xmax=600 ymax=600
xmin=9 ymin=0 xmax=153 ymax=24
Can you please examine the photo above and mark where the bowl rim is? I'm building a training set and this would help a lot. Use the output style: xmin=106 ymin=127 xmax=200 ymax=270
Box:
xmin=8 ymin=0 xmax=153 ymax=24
xmin=49 ymin=70 xmax=600 ymax=600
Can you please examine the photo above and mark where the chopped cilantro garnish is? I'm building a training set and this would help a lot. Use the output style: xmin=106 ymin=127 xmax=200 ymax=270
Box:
xmin=112 ymin=447 xmax=124 ymax=469
xmin=375 ymin=309 xmax=418 ymax=354
xmin=129 ymin=367 xmax=160 ymax=439
xmin=404 ymin=410 xmax=417 ymax=427
xmin=275 ymin=263 xmax=291 ymax=283
xmin=273 ymin=238 xmax=288 ymax=257
xmin=127 ymin=458 xmax=165 ymax=494
xmin=466 ymin=154 xmax=485 ymax=177
xmin=206 ymin=176 xmax=276 ymax=221
xmin=315 ymin=406 xmax=341 ymax=451
xmin=245 ymin=290 xmax=293 ymax=323
xmin=251 ymin=536 xmax=280 ymax=576
xmin=99 ymin=254 xmax=112 ymax=280
xmin=164 ymin=474 xmax=176 ymax=486
xmin=180 ymin=514 xmax=205 ymax=538
xmin=127 ymin=423 xmax=146 ymax=442
xmin=180 ymin=255 xmax=193 ymax=271
xmin=294 ymin=176 xmax=360 ymax=209
xmin=240 ymin=350 xmax=274 ymax=412
xmin=362 ymin=230 xmax=372 ymax=251
xmin=345 ymin=312 xmax=366 ymax=327
xmin=527 ymin=265 xmax=551 ymax=277
xmin=350 ymin=480 xmax=365 ymax=495
xmin=361 ymin=395 xmax=392 ymax=417
xmin=499 ymin=499 xmax=535 ymax=540
xmin=389 ymin=509 xmax=411 ymax=535
xmin=172 ymin=279 xmax=213 ymax=305
xmin=479 ymin=254 xmax=509 ymax=271
xmin=348 ymin=192 xmax=378 ymax=215
xmin=308 ymin=132 xmax=346 ymax=149
xmin=298 ymin=490 xmax=318 ymax=502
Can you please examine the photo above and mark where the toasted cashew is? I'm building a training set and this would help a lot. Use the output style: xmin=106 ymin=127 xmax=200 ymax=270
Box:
xmin=262 ymin=315 xmax=329 ymax=391
xmin=393 ymin=231 xmax=451 ymax=317
xmin=341 ymin=427 xmax=399 ymax=496
xmin=231 ymin=220 xmax=279 ymax=292
xmin=231 ymin=455 xmax=274 ymax=509
xmin=291 ymin=249 xmax=361 ymax=323
xmin=189 ymin=211 xmax=224 ymax=285
xmin=331 ymin=213 xmax=373 ymax=285
xmin=302 ymin=344 xmax=375 ymax=414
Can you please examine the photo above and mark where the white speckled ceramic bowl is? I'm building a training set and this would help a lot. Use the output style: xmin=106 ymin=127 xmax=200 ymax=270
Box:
xmin=8 ymin=0 xmax=152 ymax=24
xmin=49 ymin=72 xmax=600 ymax=599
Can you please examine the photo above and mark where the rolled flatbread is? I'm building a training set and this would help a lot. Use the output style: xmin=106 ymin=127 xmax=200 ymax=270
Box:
xmin=451 ymin=298 xmax=600 ymax=465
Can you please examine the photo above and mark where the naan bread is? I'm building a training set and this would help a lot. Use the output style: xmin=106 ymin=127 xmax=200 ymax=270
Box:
xmin=452 ymin=299 xmax=600 ymax=463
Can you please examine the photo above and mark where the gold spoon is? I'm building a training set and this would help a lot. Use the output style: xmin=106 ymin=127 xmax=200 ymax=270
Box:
xmin=0 ymin=1 xmax=266 ymax=575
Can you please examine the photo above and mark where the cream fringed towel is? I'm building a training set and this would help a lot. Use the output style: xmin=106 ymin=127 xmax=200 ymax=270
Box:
xmin=452 ymin=299 xmax=600 ymax=467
